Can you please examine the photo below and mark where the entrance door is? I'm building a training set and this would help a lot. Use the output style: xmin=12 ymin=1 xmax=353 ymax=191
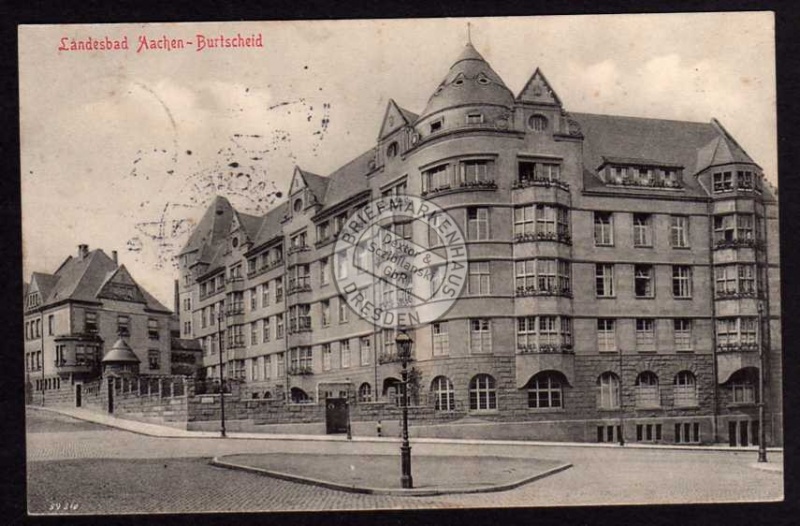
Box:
xmin=75 ymin=384 xmax=82 ymax=408
xmin=729 ymin=420 xmax=756 ymax=446
xmin=325 ymin=398 xmax=348 ymax=434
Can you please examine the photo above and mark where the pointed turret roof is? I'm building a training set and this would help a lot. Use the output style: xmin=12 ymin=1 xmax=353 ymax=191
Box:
xmin=178 ymin=196 xmax=235 ymax=256
xmin=419 ymin=42 xmax=514 ymax=119
xmin=694 ymin=119 xmax=758 ymax=173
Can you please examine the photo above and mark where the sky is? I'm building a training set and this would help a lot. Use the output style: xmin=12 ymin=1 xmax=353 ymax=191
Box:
xmin=19 ymin=13 xmax=777 ymax=309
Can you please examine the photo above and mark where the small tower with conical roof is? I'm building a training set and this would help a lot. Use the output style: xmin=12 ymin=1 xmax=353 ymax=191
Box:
xmin=101 ymin=337 xmax=141 ymax=376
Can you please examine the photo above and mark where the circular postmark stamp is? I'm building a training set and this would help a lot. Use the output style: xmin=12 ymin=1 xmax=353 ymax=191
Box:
xmin=333 ymin=195 xmax=467 ymax=329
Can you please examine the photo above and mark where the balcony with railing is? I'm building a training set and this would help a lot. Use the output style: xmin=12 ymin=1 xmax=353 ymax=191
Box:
xmin=513 ymin=231 xmax=572 ymax=245
xmin=287 ymin=365 xmax=313 ymax=376
xmin=713 ymin=237 xmax=764 ymax=251
xmin=515 ymin=285 xmax=572 ymax=298
xmin=288 ymin=317 xmax=312 ymax=334
xmin=54 ymin=358 xmax=98 ymax=375
xmin=226 ymin=276 xmax=245 ymax=292
xmin=512 ymin=176 xmax=570 ymax=191
xmin=421 ymin=179 xmax=497 ymax=198
xmin=287 ymin=277 xmax=312 ymax=295
xmin=286 ymin=244 xmax=311 ymax=256
xmin=247 ymin=258 xmax=284 ymax=279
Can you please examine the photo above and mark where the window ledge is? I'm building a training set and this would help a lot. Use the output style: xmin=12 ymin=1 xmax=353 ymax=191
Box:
xmin=596 ymin=295 xmax=617 ymax=299
xmin=633 ymin=245 xmax=654 ymax=249
xmin=634 ymin=296 xmax=656 ymax=300
xmin=597 ymin=408 xmax=622 ymax=412
xmin=527 ymin=407 xmax=565 ymax=413
xmin=674 ymin=404 xmax=701 ymax=410
xmin=671 ymin=246 xmax=692 ymax=250
xmin=594 ymin=244 xmax=615 ymax=248
xmin=673 ymin=297 xmax=693 ymax=301
xmin=469 ymin=410 xmax=500 ymax=415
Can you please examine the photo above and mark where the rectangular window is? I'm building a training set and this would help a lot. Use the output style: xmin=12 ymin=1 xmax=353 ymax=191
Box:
xmin=48 ymin=315 xmax=54 ymax=336
xmin=340 ymin=340 xmax=351 ymax=369
xmin=83 ymin=310 xmax=97 ymax=333
xmin=432 ymin=322 xmax=449 ymax=356
xmin=147 ymin=318 xmax=159 ymax=340
xmin=597 ymin=319 xmax=617 ymax=353
xmin=263 ymin=355 xmax=272 ymax=379
xmin=262 ymin=283 xmax=270 ymax=307
xmin=713 ymin=215 xmax=736 ymax=244
xmin=595 ymin=264 xmax=615 ymax=297
xmin=672 ymin=266 xmax=692 ymax=298
xmin=320 ymin=258 xmax=330 ymax=286
xmin=322 ymin=343 xmax=332 ymax=371
xmin=467 ymin=207 xmax=489 ymax=241
xmin=250 ymin=288 xmax=257 ymax=310
xmin=674 ymin=319 xmax=693 ymax=351
xmin=634 ymin=265 xmax=654 ymax=297
xmin=321 ymin=300 xmax=330 ymax=327
xmin=317 ymin=221 xmax=330 ymax=243
xmin=148 ymin=350 xmax=160 ymax=370
xmin=670 ymin=216 xmax=690 ymax=248
xmin=276 ymin=313 xmax=284 ymax=338
xmin=275 ymin=278 xmax=283 ymax=303
xmin=675 ymin=422 xmax=701 ymax=443
xmin=201 ymin=308 xmax=208 ymax=329
xmin=738 ymin=264 xmax=756 ymax=294
xmin=466 ymin=112 xmax=483 ymax=125
xmin=460 ymin=160 xmax=491 ymax=184
xmin=250 ymin=322 xmax=258 ymax=345
xmin=422 ymin=164 xmax=450 ymax=193
xmin=339 ymin=296 xmax=349 ymax=323
xmin=263 ymin=317 xmax=271 ymax=342
xmin=635 ymin=319 xmax=656 ymax=352
xmin=336 ymin=251 xmax=349 ymax=279
xmin=594 ymin=212 xmax=614 ymax=246
xmin=360 ymin=336 xmax=371 ymax=365
xmin=713 ymin=171 xmax=734 ymax=192
xmin=633 ymin=214 xmax=653 ymax=247
xmin=468 ymin=261 xmax=491 ymax=295
xmin=117 ymin=315 xmax=130 ymax=337
xmin=470 ymin=319 xmax=492 ymax=354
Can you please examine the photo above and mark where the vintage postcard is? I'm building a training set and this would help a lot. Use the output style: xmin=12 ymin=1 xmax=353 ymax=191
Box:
xmin=20 ymin=14 xmax=782 ymax=515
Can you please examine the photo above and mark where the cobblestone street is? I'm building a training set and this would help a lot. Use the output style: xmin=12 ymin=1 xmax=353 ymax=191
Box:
xmin=26 ymin=409 xmax=783 ymax=514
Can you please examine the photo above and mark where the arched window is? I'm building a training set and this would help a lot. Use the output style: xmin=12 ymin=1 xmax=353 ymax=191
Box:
xmin=263 ymin=391 xmax=272 ymax=399
xmin=597 ymin=372 xmax=620 ymax=409
xmin=387 ymin=142 xmax=398 ymax=158
xmin=431 ymin=376 xmax=455 ymax=411
xmin=636 ymin=371 xmax=660 ymax=408
xmin=527 ymin=371 xmax=565 ymax=409
xmin=290 ymin=387 xmax=311 ymax=404
xmin=729 ymin=368 xmax=758 ymax=404
xmin=469 ymin=374 xmax=496 ymax=411
xmin=528 ymin=114 xmax=548 ymax=132
xmin=358 ymin=382 xmax=372 ymax=403
xmin=674 ymin=371 xmax=698 ymax=407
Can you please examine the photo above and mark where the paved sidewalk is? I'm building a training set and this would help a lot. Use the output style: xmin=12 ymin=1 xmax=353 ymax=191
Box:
xmin=28 ymin=405 xmax=785 ymax=454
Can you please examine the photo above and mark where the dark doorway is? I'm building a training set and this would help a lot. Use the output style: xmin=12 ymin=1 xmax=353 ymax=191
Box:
xmin=75 ymin=384 xmax=82 ymax=407
xmin=729 ymin=420 xmax=755 ymax=446
xmin=325 ymin=397 xmax=348 ymax=434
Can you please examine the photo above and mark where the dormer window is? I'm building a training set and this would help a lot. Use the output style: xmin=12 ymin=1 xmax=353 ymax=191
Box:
xmin=477 ymin=75 xmax=491 ymax=85
xmin=387 ymin=141 xmax=398 ymax=158
xmin=713 ymin=172 xmax=734 ymax=192
xmin=528 ymin=115 xmax=548 ymax=132
xmin=430 ymin=119 xmax=443 ymax=133
xmin=294 ymin=197 xmax=303 ymax=213
xmin=231 ymin=237 xmax=239 ymax=249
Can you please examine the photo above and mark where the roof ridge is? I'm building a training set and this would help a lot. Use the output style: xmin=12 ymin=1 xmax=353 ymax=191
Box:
xmin=572 ymin=111 xmax=711 ymax=126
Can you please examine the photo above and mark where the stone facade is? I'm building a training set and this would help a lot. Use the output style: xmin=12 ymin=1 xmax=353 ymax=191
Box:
xmin=176 ymin=42 xmax=781 ymax=445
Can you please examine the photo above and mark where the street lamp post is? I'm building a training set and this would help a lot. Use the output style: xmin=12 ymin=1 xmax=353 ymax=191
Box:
xmin=217 ymin=309 xmax=227 ymax=438
xmin=346 ymin=377 xmax=353 ymax=440
xmin=757 ymin=302 xmax=767 ymax=463
xmin=618 ymin=348 xmax=625 ymax=446
xmin=395 ymin=330 xmax=413 ymax=489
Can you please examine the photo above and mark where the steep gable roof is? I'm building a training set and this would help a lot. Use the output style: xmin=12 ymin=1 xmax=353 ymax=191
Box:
xmin=573 ymin=112 xmax=721 ymax=196
xmin=178 ymin=195 xmax=235 ymax=256
xmin=314 ymin=148 xmax=374 ymax=214
xmin=252 ymin=201 xmax=290 ymax=249
xmin=378 ymin=99 xmax=418 ymax=139
xmin=45 ymin=250 xmax=117 ymax=304
xmin=516 ymin=68 xmax=562 ymax=106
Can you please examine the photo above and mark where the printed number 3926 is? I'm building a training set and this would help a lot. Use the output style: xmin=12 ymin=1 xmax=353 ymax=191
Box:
xmin=49 ymin=502 xmax=80 ymax=511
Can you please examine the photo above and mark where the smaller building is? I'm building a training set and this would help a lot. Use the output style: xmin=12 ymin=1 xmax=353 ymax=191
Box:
xmin=24 ymin=244 xmax=174 ymax=404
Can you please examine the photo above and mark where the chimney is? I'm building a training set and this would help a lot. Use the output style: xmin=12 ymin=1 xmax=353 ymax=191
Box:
xmin=112 ymin=250 xmax=118 ymax=265
xmin=174 ymin=279 xmax=180 ymax=314
xmin=78 ymin=244 xmax=89 ymax=260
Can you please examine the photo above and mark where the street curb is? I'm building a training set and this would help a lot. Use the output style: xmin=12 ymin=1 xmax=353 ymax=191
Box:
xmin=749 ymin=462 xmax=783 ymax=474
xmin=209 ymin=455 xmax=573 ymax=496
xmin=28 ymin=405 xmax=785 ymax=454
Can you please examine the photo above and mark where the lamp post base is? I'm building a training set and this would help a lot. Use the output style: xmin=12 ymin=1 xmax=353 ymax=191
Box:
xmin=401 ymin=443 xmax=413 ymax=489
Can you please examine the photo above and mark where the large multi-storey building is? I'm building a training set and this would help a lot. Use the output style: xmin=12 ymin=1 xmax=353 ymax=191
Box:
xmin=177 ymin=42 xmax=781 ymax=445
xmin=24 ymin=245 xmax=173 ymax=402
